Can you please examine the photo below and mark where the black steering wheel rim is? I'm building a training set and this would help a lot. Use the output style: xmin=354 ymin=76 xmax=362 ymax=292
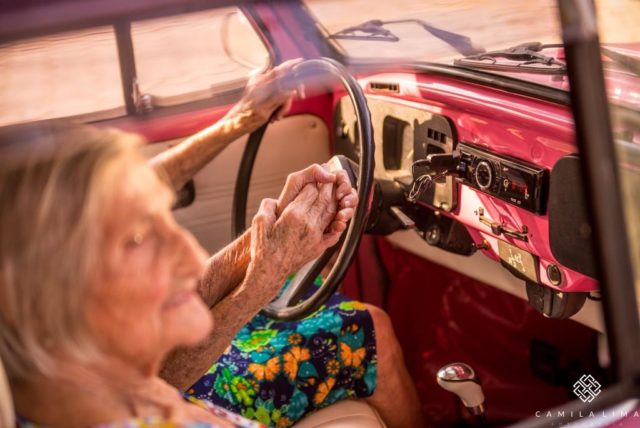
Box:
xmin=232 ymin=57 xmax=374 ymax=321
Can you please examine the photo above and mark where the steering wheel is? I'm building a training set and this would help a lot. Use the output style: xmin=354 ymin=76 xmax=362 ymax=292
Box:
xmin=231 ymin=57 xmax=374 ymax=321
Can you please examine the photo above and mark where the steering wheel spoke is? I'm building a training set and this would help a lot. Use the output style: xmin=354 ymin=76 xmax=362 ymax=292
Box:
xmin=268 ymin=243 xmax=340 ymax=311
xmin=269 ymin=261 xmax=318 ymax=311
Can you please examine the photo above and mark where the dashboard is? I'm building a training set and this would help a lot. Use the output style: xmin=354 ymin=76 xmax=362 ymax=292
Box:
xmin=334 ymin=72 xmax=600 ymax=321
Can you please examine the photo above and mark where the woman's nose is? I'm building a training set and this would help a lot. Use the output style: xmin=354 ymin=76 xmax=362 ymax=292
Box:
xmin=172 ymin=227 xmax=208 ymax=278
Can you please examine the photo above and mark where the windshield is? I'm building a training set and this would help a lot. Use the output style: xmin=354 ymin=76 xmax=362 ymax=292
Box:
xmin=306 ymin=0 xmax=640 ymax=99
xmin=306 ymin=1 xmax=561 ymax=65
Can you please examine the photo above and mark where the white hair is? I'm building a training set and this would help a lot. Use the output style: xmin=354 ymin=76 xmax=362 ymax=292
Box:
xmin=0 ymin=121 xmax=143 ymax=380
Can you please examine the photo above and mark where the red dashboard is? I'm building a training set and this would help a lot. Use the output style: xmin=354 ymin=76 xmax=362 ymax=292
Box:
xmin=333 ymin=70 xmax=602 ymax=319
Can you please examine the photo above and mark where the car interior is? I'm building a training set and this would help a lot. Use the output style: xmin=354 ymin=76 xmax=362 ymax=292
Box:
xmin=1 ymin=0 xmax=639 ymax=427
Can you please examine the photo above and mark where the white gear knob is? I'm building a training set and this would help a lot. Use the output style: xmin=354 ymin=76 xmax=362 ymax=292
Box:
xmin=437 ymin=362 xmax=485 ymax=415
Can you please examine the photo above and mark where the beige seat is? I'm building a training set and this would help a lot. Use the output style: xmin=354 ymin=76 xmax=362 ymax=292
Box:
xmin=0 ymin=357 xmax=15 ymax=428
xmin=0 ymin=357 xmax=383 ymax=428
xmin=294 ymin=400 xmax=386 ymax=428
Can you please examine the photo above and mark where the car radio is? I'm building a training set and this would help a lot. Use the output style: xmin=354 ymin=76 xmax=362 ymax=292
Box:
xmin=456 ymin=143 xmax=548 ymax=214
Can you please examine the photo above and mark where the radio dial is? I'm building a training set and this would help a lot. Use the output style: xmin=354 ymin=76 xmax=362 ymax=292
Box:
xmin=474 ymin=160 xmax=494 ymax=190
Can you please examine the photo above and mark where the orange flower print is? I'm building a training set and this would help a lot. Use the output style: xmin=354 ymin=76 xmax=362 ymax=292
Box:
xmin=342 ymin=323 xmax=359 ymax=335
xmin=326 ymin=359 xmax=340 ymax=376
xmin=276 ymin=416 xmax=293 ymax=428
xmin=288 ymin=333 xmax=303 ymax=345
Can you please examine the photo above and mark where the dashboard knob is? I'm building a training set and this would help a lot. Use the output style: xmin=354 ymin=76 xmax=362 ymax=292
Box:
xmin=474 ymin=160 xmax=494 ymax=190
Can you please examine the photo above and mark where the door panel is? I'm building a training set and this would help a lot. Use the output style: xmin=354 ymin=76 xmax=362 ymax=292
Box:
xmin=142 ymin=114 xmax=330 ymax=254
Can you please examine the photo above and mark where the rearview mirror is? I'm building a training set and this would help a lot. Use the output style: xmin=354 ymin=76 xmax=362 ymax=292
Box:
xmin=221 ymin=11 xmax=270 ymax=71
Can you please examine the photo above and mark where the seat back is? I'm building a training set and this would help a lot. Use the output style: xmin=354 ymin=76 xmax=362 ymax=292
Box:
xmin=0 ymin=357 xmax=15 ymax=427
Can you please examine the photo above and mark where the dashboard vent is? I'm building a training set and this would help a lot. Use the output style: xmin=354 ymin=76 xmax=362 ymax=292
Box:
xmin=369 ymin=82 xmax=400 ymax=93
xmin=427 ymin=127 xmax=447 ymax=144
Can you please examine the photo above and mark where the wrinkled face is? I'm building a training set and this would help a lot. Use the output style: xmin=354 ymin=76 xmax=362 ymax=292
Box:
xmin=86 ymin=156 xmax=212 ymax=372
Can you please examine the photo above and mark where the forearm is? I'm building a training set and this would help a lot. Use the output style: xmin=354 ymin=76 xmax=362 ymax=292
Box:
xmin=150 ymin=109 xmax=260 ymax=192
xmin=197 ymin=230 xmax=251 ymax=307
xmin=160 ymin=263 xmax=286 ymax=390
xmin=150 ymin=59 xmax=300 ymax=191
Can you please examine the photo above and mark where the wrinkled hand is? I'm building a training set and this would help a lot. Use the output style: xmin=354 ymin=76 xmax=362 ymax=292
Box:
xmin=250 ymin=184 xmax=334 ymax=294
xmin=249 ymin=165 xmax=358 ymax=295
xmin=276 ymin=164 xmax=358 ymax=238
xmin=226 ymin=59 xmax=302 ymax=133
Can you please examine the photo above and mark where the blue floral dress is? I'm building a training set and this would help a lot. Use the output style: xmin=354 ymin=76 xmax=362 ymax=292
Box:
xmin=187 ymin=279 xmax=378 ymax=428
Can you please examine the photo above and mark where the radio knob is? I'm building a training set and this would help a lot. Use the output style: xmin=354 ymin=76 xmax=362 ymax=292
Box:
xmin=474 ymin=160 xmax=494 ymax=190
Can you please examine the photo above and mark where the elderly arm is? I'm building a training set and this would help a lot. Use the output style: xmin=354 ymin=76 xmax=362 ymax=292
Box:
xmin=161 ymin=183 xmax=338 ymax=390
xmin=160 ymin=260 xmax=285 ymax=390
xmin=150 ymin=116 xmax=250 ymax=192
xmin=150 ymin=60 xmax=300 ymax=192
xmin=187 ymin=164 xmax=355 ymax=308
xmin=161 ymin=167 xmax=358 ymax=390
xmin=159 ymin=228 xmax=253 ymax=389
xmin=196 ymin=230 xmax=251 ymax=306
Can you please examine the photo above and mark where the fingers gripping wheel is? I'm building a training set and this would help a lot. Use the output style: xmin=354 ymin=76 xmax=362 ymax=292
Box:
xmin=231 ymin=58 xmax=374 ymax=321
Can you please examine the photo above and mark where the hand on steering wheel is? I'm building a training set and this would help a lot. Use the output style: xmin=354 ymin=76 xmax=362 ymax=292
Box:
xmin=232 ymin=57 xmax=374 ymax=320
xmin=276 ymin=164 xmax=357 ymax=238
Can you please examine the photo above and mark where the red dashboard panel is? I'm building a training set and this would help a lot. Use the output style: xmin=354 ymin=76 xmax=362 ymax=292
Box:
xmin=353 ymin=72 xmax=597 ymax=293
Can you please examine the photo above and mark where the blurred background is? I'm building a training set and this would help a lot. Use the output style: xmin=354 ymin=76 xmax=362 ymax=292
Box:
xmin=2 ymin=0 xmax=638 ymax=127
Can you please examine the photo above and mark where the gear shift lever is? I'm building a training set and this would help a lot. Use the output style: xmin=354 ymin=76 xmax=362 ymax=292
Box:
xmin=437 ymin=362 xmax=486 ymax=422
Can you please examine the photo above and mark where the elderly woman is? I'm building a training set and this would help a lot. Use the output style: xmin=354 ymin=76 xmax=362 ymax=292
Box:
xmin=0 ymin=62 xmax=422 ymax=427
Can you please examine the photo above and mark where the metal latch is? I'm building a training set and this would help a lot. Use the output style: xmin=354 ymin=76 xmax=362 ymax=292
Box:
xmin=132 ymin=77 xmax=154 ymax=114
xmin=476 ymin=207 xmax=528 ymax=242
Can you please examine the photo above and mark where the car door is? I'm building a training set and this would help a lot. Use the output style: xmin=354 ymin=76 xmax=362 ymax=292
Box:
xmin=0 ymin=4 xmax=333 ymax=254
xmin=106 ymin=6 xmax=336 ymax=254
